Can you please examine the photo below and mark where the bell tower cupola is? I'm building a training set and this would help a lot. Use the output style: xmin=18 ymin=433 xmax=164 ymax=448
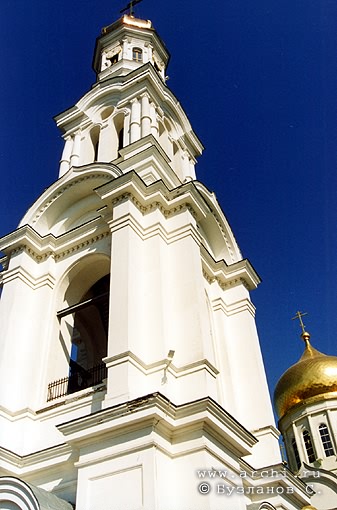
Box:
xmin=93 ymin=14 xmax=169 ymax=82
xmin=56 ymin=12 xmax=201 ymax=185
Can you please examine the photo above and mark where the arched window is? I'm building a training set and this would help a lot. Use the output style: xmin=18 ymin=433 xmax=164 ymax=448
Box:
xmin=48 ymin=274 xmax=109 ymax=400
xmin=319 ymin=424 xmax=335 ymax=457
xmin=291 ymin=437 xmax=301 ymax=470
xmin=113 ymin=112 xmax=125 ymax=158
xmin=132 ymin=47 xmax=143 ymax=62
xmin=303 ymin=430 xmax=316 ymax=463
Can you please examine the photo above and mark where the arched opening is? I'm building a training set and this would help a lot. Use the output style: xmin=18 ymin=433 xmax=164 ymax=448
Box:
xmin=48 ymin=265 xmax=110 ymax=401
xmin=172 ymin=141 xmax=182 ymax=179
xmin=90 ymin=126 xmax=100 ymax=162
xmin=319 ymin=423 xmax=335 ymax=457
xmin=67 ymin=274 xmax=109 ymax=393
xmin=158 ymin=120 xmax=172 ymax=159
xmin=118 ymin=128 xmax=124 ymax=153
xmin=107 ymin=52 xmax=119 ymax=66
xmin=113 ymin=113 xmax=125 ymax=157
xmin=303 ymin=429 xmax=316 ymax=463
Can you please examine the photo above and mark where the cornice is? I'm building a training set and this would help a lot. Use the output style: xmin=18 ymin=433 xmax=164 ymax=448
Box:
xmin=201 ymin=245 xmax=260 ymax=291
xmin=2 ymin=265 xmax=55 ymax=290
xmin=0 ymin=443 xmax=72 ymax=473
xmin=54 ymin=230 xmax=110 ymax=261
xmin=108 ymin=208 xmax=201 ymax=248
xmin=0 ymin=221 xmax=110 ymax=263
xmin=57 ymin=392 xmax=256 ymax=457
xmin=114 ymin=134 xmax=182 ymax=189
xmin=278 ymin=397 xmax=337 ymax=431
xmin=104 ymin=351 xmax=219 ymax=379
xmin=95 ymin=170 xmax=209 ymax=222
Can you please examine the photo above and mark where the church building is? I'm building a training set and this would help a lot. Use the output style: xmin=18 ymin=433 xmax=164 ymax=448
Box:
xmin=0 ymin=9 xmax=333 ymax=510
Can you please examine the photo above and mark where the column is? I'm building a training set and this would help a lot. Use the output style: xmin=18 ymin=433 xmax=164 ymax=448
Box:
xmin=129 ymin=98 xmax=141 ymax=143
xmin=150 ymin=102 xmax=158 ymax=139
xmin=181 ymin=151 xmax=190 ymax=180
xmin=59 ymin=136 xmax=73 ymax=177
xmin=70 ymin=131 xmax=81 ymax=167
xmin=140 ymin=93 xmax=151 ymax=137
xmin=188 ymin=159 xmax=196 ymax=180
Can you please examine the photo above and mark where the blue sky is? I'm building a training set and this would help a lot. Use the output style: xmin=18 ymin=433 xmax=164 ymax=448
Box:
xmin=1 ymin=0 xmax=336 ymax=417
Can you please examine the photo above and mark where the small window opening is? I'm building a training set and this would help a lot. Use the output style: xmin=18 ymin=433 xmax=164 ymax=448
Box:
xmin=132 ymin=47 xmax=143 ymax=62
xmin=303 ymin=430 xmax=316 ymax=463
xmin=291 ymin=437 xmax=301 ymax=470
xmin=108 ymin=53 xmax=119 ymax=66
xmin=319 ymin=424 xmax=335 ymax=457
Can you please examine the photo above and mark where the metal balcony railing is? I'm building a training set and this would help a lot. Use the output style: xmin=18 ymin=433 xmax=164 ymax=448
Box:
xmin=47 ymin=361 xmax=107 ymax=402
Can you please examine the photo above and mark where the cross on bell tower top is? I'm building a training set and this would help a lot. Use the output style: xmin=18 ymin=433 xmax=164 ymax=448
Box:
xmin=120 ymin=0 xmax=143 ymax=17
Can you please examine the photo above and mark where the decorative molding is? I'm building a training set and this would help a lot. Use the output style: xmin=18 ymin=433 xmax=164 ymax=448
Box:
xmin=0 ymin=443 xmax=72 ymax=471
xmin=1 ymin=221 xmax=111 ymax=273
xmin=2 ymin=266 xmax=56 ymax=290
xmin=207 ymin=204 xmax=235 ymax=263
xmin=210 ymin=296 xmax=256 ymax=318
xmin=109 ymin=187 xmax=198 ymax=221
xmin=32 ymin=174 xmax=112 ymax=226
xmin=130 ymin=195 xmax=197 ymax=219
xmin=54 ymin=231 xmax=110 ymax=261
xmin=0 ymin=255 xmax=9 ymax=270
xmin=57 ymin=392 xmax=257 ymax=457
xmin=109 ymin=212 xmax=200 ymax=247
xmin=10 ymin=245 xmax=54 ymax=263
xmin=203 ymin=266 xmax=252 ymax=292
xmin=201 ymin=246 xmax=260 ymax=291
xmin=104 ymin=351 xmax=219 ymax=379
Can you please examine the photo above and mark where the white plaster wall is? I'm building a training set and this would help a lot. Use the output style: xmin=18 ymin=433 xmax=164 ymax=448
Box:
xmin=0 ymin=252 xmax=55 ymax=411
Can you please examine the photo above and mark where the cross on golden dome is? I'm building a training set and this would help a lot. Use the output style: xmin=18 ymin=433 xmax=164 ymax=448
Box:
xmin=291 ymin=310 xmax=308 ymax=334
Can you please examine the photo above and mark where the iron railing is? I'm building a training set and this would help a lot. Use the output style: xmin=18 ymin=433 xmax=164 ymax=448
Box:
xmin=47 ymin=361 xmax=107 ymax=402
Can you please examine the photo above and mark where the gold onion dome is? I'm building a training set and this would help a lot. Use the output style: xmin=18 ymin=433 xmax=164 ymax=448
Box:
xmin=274 ymin=331 xmax=337 ymax=418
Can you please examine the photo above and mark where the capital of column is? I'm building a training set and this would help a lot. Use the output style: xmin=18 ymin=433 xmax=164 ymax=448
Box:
xmin=140 ymin=92 xmax=150 ymax=100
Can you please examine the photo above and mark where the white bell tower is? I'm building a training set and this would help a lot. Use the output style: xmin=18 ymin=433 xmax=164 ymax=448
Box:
xmin=0 ymin=12 xmax=312 ymax=510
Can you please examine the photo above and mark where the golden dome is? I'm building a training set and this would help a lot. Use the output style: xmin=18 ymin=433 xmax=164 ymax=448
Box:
xmin=274 ymin=332 xmax=337 ymax=418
